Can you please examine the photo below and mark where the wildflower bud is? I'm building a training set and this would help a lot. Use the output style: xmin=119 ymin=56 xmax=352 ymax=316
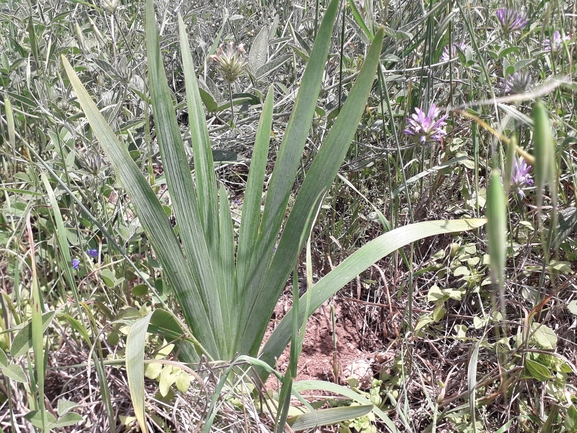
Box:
xmin=510 ymin=156 xmax=534 ymax=197
xmin=80 ymin=151 xmax=102 ymax=175
xmin=503 ymin=71 xmax=531 ymax=95
xmin=101 ymin=0 xmax=119 ymax=14
xmin=210 ymin=41 xmax=247 ymax=83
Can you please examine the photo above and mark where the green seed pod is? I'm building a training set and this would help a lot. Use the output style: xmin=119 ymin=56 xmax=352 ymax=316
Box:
xmin=531 ymin=99 xmax=555 ymax=210
xmin=486 ymin=169 xmax=507 ymax=293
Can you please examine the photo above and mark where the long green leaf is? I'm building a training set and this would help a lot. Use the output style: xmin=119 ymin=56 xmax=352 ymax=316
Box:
xmin=260 ymin=219 xmax=487 ymax=368
xmin=62 ymin=56 xmax=216 ymax=356
xmin=288 ymin=405 xmax=374 ymax=431
xmin=236 ymin=86 xmax=274 ymax=291
xmin=240 ymin=0 xmax=341 ymax=320
xmin=178 ymin=14 xmax=219 ymax=247
xmin=292 ymin=380 xmax=400 ymax=433
xmin=239 ymin=26 xmax=385 ymax=355
xmin=217 ymin=183 xmax=237 ymax=357
xmin=126 ymin=313 xmax=154 ymax=433
xmin=146 ymin=0 xmax=225 ymax=354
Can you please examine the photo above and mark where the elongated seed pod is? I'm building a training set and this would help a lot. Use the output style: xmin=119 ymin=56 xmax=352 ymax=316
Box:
xmin=531 ymin=100 xmax=556 ymax=210
xmin=487 ymin=169 xmax=507 ymax=309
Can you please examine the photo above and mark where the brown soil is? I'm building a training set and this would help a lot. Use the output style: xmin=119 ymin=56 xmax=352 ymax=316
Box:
xmin=264 ymin=291 xmax=394 ymax=392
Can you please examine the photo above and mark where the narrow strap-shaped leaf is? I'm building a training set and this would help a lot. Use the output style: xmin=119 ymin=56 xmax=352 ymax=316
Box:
xmin=236 ymin=86 xmax=274 ymax=290
xmin=292 ymin=380 xmax=400 ymax=433
xmin=260 ymin=219 xmax=487 ymax=369
xmin=217 ymin=184 xmax=237 ymax=357
xmin=146 ymin=0 xmax=225 ymax=353
xmin=246 ymin=0 xmax=340 ymax=282
xmin=62 ymin=56 xmax=218 ymax=355
xmin=126 ymin=313 xmax=154 ymax=433
xmin=178 ymin=14 xmax=219 ymax=247
xmin=288 ymin=405 xmax=374 ymax=431
xmin=239 ymin=0 xmax=340 ymax=346
xmin=239 ymin=27 xmax=385 ymax=355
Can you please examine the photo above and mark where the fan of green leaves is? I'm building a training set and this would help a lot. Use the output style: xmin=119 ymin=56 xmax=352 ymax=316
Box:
xmin=62 ymin=0 xmax=485 ymax=418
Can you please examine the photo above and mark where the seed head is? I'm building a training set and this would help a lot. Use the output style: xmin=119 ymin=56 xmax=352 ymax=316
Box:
xmin=503 ymin=71 xmax=531 ymax=95
xmin=210 ymin=42 xmax=247 ymax=83
xmin=101 ymin=0 xmax=119 ymax=14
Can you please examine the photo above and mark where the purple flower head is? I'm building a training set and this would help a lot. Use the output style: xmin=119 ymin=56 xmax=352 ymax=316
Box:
xmin=544 ymin=30 xmax=569 ymax=51
xmin=72 ymin=258 xmax=80 ymax=269
xmin=441 ymin=43 xmax=467 ymax=62
xmin=87 ymin=248 xmax=98 ymax=258
xmin=503 ymin=71 xmax=531 ymax=95
xmin=511 ymin=157 xmax=534 ymax=197
xmin=404 ymin=104 xmax=448 ymax=145
xmin=496 ymin=8 xmax=528 ymax=34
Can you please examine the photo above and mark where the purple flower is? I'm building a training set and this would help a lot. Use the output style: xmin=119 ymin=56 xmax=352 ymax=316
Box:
xmin=72 ymin=259 xmax=80 ymax=269
xmin=544 ymin=30 xmax=569 ymax=51
xmin=511 ymin=157 xmax=534 ymax=197
xmin=404 ymin=104 xmax=448 ymax=145
xmin=441 ymin=43 xmax=467 ymax=62
xmin=503 ymin=71 xmax=531 ymax=94
xmin=87 ymin=248 xmax=98 ymax=258
xmin=496 ymin=8 xmax=528 ymax=34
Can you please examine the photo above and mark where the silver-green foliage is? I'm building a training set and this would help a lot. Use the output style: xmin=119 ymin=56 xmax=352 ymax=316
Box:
xmin=63 ymin=0 xmax=484 ymax=389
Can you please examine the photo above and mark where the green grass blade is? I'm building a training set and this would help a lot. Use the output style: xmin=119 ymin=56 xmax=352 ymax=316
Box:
xmin=288 ymin=405 xmax=374 ymax=431
xmin=25 ymin=213 xmax=47 ymax=430
xmin=468 ymin=342 xmax=480 ymax=432
xmin=348 ymin=0 xmax=374 ymax=41
xmin=62 ymin=56 xmax=217 ymax=357
xmin=236 ymin=86 xmax=274 ymax=290
xmin=486 ymin=169 xmax=507 ymax=318
xmin=240 ymin=0 xmax=340 ymax=310
xmin=126 ymin=312 xmax=154 ymax=433
xmin=178 ymin=14 xmax=219 ymax=247
xmin=260 ymin=219 xmax=487 ymax=368
xmin=292 ymin=380 xmax=400 ymax=433
xmin=239 ymin=26 xmax=385 ymax=355
xmin=217 ymin=184 xmax=236 ymax=355
xmin=146 ymin=0 xmax=225 ymax=356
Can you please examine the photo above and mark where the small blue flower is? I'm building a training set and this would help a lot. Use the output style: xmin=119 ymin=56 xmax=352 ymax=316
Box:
xmin=72 ymin=259 xmax=80 ymax=269
xmin=87 ymin=248 xmax=98 ymax=258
